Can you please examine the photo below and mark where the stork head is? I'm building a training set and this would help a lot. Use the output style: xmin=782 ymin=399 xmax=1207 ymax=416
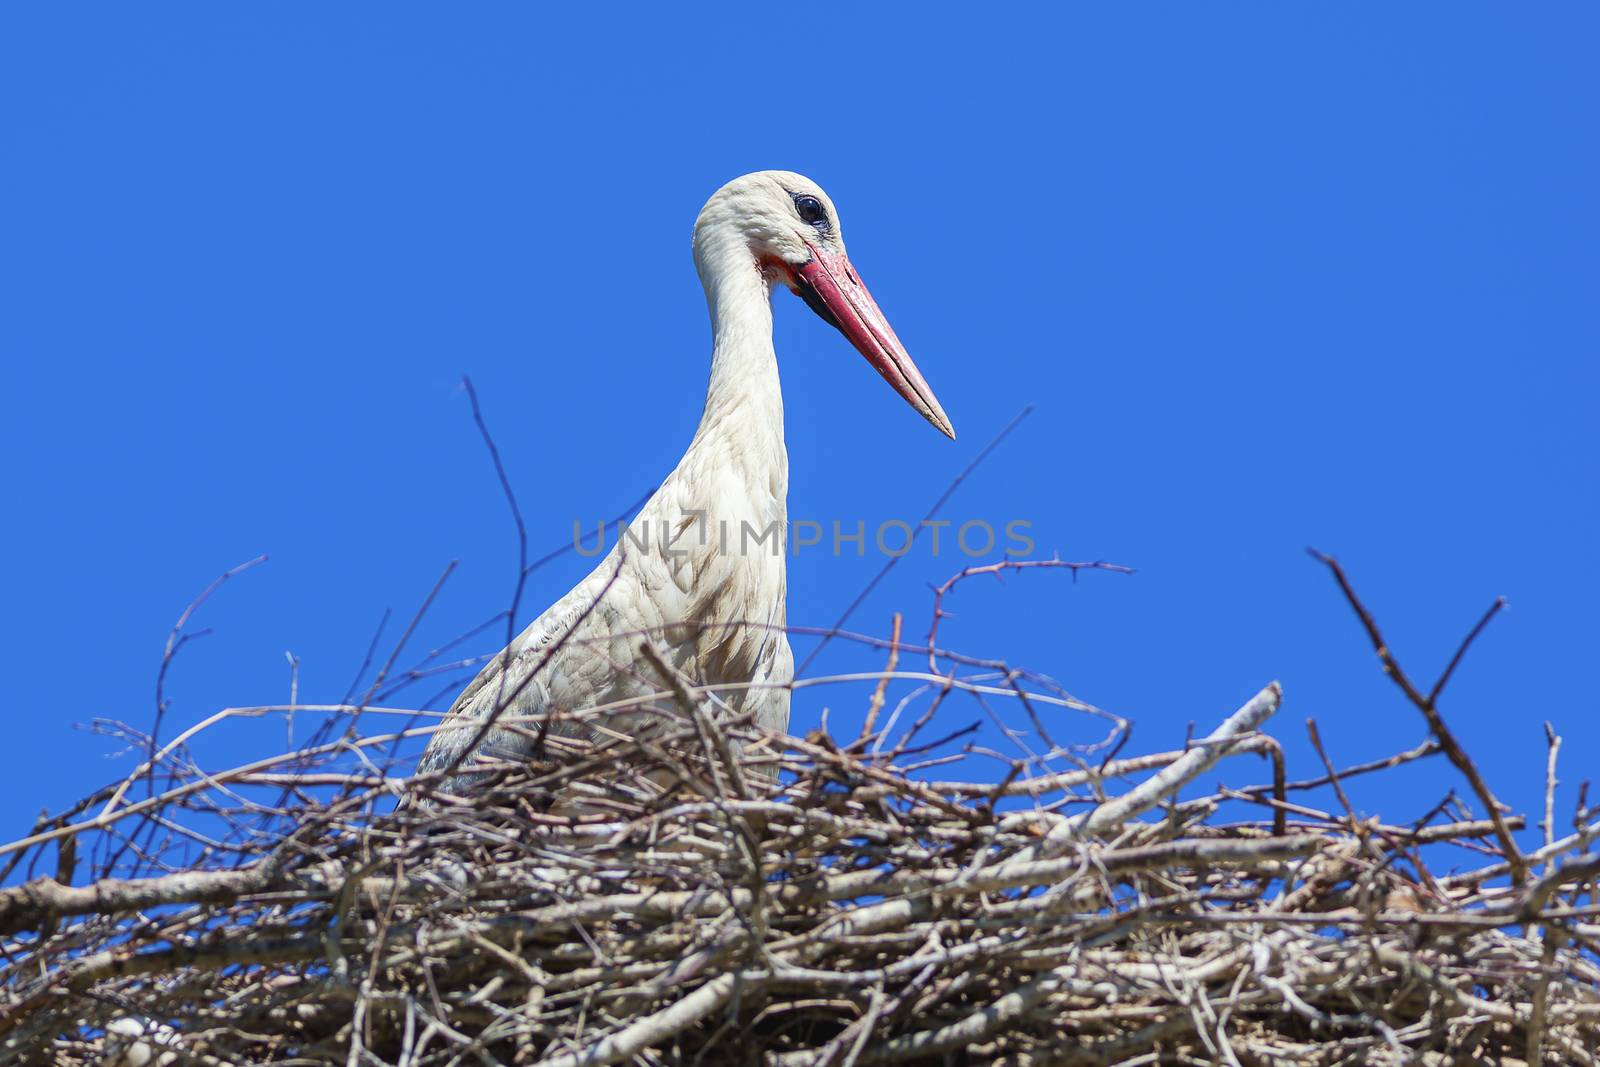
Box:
xmin=694 ymin=171 xmax=955 ymax=439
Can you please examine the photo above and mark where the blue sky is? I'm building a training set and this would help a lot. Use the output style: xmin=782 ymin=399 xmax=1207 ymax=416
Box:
xmin=2 ymin=5 xmax=1595 ymax=854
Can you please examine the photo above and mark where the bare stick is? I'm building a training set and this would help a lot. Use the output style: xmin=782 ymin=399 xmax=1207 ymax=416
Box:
xmin=1309 ymin=549 xmax=1526 ymax=884
xmin=859 ymin=613 xmax=903 ymax=744
xmin=1004 ymin=682 xmax=1281 ymax=865
xmin=531 ymin=972 xmax=745 ymax=1067
xmin=924 ymin=557 xmax=1133 ymax=671
xmin=1306 ymin=718 xmax=1359 ymax=832
xmin=1544 ymin=722 xmax=1563 ymax=858
xmin=150 ymin=555 xmax=268 ymax=788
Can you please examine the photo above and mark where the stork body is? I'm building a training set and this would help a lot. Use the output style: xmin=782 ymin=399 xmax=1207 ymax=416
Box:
xmin=417 ymin=172 xmax=952 ymax=793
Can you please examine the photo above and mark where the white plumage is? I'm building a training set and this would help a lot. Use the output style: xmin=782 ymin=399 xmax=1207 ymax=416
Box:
xmin=417 ymin=171 xmax=953 ymax=793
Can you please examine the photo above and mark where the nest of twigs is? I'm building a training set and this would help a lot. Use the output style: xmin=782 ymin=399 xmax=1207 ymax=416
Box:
xmin=3 ymin=559 xmax=1599 ymax=1065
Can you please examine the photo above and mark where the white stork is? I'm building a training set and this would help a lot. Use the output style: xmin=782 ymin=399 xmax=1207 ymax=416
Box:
xmin=417 ymin=171 xmax=953 ymax=793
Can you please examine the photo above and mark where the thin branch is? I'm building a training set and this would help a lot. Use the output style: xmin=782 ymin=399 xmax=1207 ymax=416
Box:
xmin=1309 ymin=548 xmax=1527 ymax=884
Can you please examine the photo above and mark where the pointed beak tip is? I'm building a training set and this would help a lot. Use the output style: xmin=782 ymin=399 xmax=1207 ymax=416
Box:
xmin=924 ymin=404 xmax=955 ymax=440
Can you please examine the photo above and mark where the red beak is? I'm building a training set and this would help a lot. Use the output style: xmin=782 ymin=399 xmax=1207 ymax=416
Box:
xmin=787 ymin=241 xmax=955 ymax=439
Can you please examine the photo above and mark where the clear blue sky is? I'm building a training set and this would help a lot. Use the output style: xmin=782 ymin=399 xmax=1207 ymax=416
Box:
xmin=3 ymin=5 xmax=1595 ymax=851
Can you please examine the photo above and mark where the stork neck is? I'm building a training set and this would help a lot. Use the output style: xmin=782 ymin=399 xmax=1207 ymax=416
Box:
xmin=695 ymin=238 xmax=785 ymax=442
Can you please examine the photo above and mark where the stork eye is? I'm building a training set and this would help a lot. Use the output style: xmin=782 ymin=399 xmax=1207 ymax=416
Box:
xmin=794 ymin=195 xmax=828 ymax=227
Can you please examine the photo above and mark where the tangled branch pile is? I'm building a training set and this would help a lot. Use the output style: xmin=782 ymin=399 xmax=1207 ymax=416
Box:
xmin=2 ymin=560 xmax=1598 ymax=1065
